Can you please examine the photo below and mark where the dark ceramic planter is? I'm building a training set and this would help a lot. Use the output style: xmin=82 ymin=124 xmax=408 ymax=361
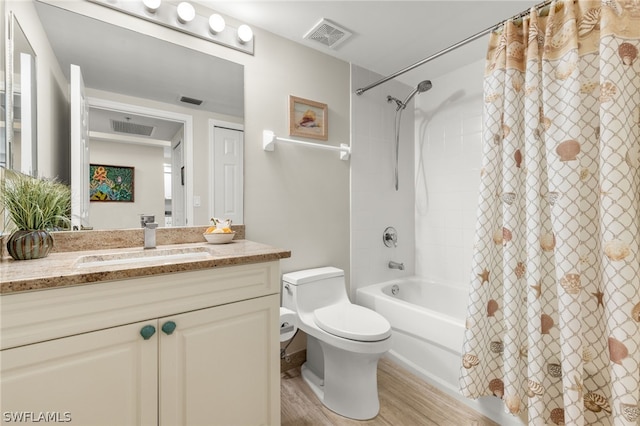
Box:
xmin=6 ymin=230 xmax=54 ymax=260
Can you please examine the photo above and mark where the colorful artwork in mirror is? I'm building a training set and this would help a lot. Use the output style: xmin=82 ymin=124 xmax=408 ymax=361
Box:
xmin=89 ymin=164 xmax=134 ymax=202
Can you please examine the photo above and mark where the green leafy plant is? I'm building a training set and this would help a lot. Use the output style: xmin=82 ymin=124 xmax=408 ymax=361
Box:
xmin=0 ymin=169 xmax=71 ymax=231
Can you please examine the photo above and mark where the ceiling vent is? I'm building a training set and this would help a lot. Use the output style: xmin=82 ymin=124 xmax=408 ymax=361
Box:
xmin=179 ymin=95 xmax=203 ymax=106
xmin=110 ymin=119 xmax=155 ymax=137
xmin=304 ymin=18 xmax=352 ymax=49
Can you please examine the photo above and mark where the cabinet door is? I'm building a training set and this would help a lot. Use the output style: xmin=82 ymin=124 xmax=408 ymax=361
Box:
xmin=1 ymin=321 xmax=158 ymax=426
xmin=159 ymin=294 xmax=280 ymax=426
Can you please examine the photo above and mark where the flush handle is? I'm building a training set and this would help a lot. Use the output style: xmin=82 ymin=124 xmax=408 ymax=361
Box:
xmin=161 ymin=321 xmax=177 ymax=335
xmin=140 ymin=325 xmax=156 ymax=340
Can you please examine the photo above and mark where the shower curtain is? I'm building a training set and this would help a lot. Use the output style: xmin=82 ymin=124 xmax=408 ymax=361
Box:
xmin=459 ymin=1 xmax=639 ymax=425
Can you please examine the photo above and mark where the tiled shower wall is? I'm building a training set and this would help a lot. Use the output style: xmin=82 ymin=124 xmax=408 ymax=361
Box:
xmin=350 ymin=65 xmax=415 ymax=299
xmin=414 ymin=58 xmax=485 ymax=287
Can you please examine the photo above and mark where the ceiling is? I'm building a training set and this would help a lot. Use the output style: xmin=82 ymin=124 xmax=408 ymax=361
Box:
xmin=200 ymin=1 xmax=538 ymax=87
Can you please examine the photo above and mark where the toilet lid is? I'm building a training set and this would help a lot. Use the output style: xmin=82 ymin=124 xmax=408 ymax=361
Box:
xmin=313 ymin=304 xmax=391 ymax=342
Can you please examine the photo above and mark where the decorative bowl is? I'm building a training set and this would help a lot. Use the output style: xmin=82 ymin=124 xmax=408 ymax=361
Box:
xmin=203 ymin=232 xmax=235 ymax=244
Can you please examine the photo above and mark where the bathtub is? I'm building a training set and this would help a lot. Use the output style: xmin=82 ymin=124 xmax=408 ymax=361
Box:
xmin=356 ymin=277 xmax=524 ymax=426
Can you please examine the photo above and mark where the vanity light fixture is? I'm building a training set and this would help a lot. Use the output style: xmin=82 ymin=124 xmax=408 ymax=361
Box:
xmin=142 ymin=0 xmax=161 ymax=13
xmin=176 ymin=2 xmax=195 ymax=24
xmin=237 ymin=24 xmax=253 ymax=43
xmin=87 ymin=0 xmax=254 ymax=55
xmin=208 ymin=14 xmax=225 ymax=34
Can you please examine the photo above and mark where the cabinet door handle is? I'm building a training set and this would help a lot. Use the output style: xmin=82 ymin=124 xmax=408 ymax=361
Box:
xmin=140 ymin=325 xmax=156 ymax=340
xmin=161 ymin=321 xmax=177 ymax=335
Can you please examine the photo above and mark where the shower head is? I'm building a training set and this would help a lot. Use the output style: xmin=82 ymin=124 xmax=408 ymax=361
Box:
xmin=416 ymin=79 xmax=433 ymax=92
xmin=401 ymin=80 xmax=432 ymax=109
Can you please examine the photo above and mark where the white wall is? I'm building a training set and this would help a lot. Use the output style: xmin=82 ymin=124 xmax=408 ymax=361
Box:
xmin=241 ymin=30 xmax=350 ymax=277
xmin=89 ymin=140 xmax=165 ymax=230
xmin=414 ymin=58 xmax=485 ymax=287
xmin=350 ymin=65 xmax=415 ymax=298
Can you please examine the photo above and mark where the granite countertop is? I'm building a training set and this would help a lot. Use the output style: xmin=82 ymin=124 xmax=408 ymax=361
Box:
xmin=0 ymin=239 xmax=291 ymax=295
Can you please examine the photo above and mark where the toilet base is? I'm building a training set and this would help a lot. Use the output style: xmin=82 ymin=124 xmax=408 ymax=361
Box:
xmin=300 ymin=343 xmax=384 ymax=420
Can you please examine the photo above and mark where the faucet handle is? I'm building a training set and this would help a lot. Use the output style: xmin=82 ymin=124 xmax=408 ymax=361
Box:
xmin=140 ymin=214 xmax=156 ymax=228
xmin=383 ymin=227 xmax=398 ymax=247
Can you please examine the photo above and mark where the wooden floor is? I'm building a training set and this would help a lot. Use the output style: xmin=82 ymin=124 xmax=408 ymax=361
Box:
xmin=281 ymin=358 xmax=498 ymax=426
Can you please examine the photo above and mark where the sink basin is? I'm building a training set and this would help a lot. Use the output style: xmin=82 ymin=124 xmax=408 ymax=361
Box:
xmin=74 ymin=246 xmax=214 ymax=268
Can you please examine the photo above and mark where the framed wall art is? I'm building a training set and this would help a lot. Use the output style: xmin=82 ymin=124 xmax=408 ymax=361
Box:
xmin=289 ymin=95 xmax=328 ymax=140
xmin=89 ymin=164 xmax=135 ymax=202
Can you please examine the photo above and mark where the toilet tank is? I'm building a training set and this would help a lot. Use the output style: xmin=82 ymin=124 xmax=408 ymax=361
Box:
xmin=282 ymin=267 xmax=349 ymax=314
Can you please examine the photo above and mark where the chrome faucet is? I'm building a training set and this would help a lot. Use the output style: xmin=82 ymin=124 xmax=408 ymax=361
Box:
xmin=140 ymin=214 xmax=155 ymax=228
xmin=141 ymin=215 xmax=157 ymax=249
xmin=388 ymin=261 xmax=404 ymax=270
xmin=143 ymin=222 xmax=158 ymax=249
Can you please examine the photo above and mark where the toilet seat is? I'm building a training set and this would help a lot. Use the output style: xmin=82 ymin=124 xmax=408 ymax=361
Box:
xmin=313 ymin=304 xmax=391 ymax=342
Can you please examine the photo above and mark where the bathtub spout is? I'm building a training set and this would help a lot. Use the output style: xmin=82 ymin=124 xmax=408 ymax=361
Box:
xmin=388 ymin=261 xmax=404 ymax=270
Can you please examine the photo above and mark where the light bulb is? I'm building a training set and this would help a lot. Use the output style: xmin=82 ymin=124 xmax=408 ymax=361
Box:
xmin=208 ymin=14 xmax=225 ymax=34
xmin=237 ymin=24 xmax=253 ymax=43
xmin=142 ymin=0 xmax=161 ymax=13
xmin=176 ymin=2 xmax=195 ymax=24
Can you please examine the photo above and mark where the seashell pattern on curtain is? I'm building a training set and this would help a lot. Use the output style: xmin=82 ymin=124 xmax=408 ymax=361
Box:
xmin=459 ymin=1 xmax=639 ymax=424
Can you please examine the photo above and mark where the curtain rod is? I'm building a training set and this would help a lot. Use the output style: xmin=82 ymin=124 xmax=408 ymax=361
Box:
xmin=354 ymin=0 xmax=554 ymax=96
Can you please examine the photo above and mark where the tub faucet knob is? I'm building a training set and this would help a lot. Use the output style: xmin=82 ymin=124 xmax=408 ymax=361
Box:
xmin=383 ymin=227 xmax=398 ymax=247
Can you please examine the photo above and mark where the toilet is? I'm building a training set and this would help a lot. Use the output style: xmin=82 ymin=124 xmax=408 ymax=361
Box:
xmin=282 ymin=267 xmax=392 ymax=420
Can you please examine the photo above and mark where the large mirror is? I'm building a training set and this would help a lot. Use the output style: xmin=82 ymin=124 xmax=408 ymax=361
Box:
xmin=4 ymin=0 xmax=244 ymax=229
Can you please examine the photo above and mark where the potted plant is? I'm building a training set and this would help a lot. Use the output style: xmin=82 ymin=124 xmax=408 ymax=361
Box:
xmin=0 ymin=169 xmax=71 ymax=260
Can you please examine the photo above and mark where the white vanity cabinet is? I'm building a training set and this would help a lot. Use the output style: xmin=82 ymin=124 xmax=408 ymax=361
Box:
xmin=159 ymin=295 xmax=278 ymax=425
xmin=1 ymin=320 xmax=159 ymax=425
xmin=0 ymin=261 xmax=282 ymax=426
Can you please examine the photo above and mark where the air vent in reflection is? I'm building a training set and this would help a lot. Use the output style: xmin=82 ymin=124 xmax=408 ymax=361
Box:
xmin=110 ymin=119 xmax=154 ymax=136
xmin=180 ymin=96 xmax=203 ymax=106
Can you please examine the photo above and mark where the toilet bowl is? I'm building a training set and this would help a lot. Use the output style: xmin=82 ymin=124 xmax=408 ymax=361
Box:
xmin=282 ymin=267 xmax=391 ymax=420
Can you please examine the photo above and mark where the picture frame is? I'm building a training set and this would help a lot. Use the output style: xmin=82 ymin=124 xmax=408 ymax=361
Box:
xmin=89 ymin=164 xmax=135 ymax=202
xmin=289 ymin=95 xmax=328 ymax=140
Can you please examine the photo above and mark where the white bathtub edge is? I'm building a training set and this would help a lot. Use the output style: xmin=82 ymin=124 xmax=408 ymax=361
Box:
xmin=357 ymin=278 xmax=527 ymax=426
